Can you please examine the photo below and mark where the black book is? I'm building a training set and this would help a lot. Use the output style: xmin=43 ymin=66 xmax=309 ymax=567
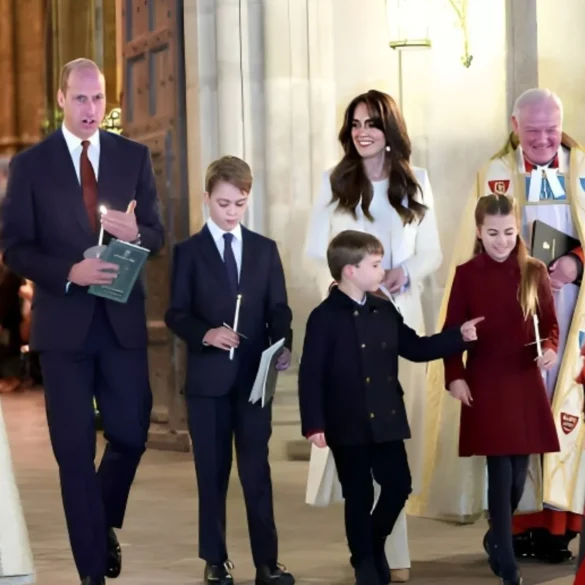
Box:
xmin=530 ymin=220 xmax=580 ymax=267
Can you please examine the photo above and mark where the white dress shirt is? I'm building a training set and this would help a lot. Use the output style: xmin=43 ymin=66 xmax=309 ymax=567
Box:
xmin=61 ymin=124 xmax=100 ymax=182
xmin=206 ymin=218 xmax=243 ymax=278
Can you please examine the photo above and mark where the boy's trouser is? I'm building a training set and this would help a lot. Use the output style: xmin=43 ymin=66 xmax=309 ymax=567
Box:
xmin=486 ymin=454 xmax=529 ymax=580
xmin=186 ymin=389 xmax=278 ymax=568
xmin=330 ymin=440 xmax=412 ymax=568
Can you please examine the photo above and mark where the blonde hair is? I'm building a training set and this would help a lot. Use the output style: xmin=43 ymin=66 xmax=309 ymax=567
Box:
xmin=474 ymin=194 xmax=542 ymax=318
xmin=205 ymin=156 xmax=253 ymax=195
xmin=59 ymin=58 xmax=103 ymax=94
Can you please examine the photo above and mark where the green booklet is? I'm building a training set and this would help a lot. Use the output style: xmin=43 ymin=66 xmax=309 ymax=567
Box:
xmin=88 ymin=239 xmax=149 ymax=304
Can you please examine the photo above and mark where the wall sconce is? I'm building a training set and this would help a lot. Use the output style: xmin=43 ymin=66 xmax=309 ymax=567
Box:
xmin=386 ymin=0 xmax=432 ymax=50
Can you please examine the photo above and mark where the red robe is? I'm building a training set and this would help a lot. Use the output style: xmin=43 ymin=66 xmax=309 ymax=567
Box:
xmin=443 ymin=252 xmax=559 ymax=457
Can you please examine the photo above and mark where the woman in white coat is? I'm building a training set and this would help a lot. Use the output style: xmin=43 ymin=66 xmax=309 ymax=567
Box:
xmin=304 ymin=90 xmax=442 ymax=583
xmin=0 ymin=398 xmax=35 ymax=584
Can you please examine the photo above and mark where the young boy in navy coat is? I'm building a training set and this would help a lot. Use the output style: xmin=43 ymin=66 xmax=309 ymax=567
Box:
xmin=165 ymin=156 xmax=294 ymax=585
xmin=298 ymin=230 xmax=483 ymax=585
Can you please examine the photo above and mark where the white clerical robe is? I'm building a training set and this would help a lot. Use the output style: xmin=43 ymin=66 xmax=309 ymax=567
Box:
xmin=0 ymin=399 xmax=35 ymax=584
xmin=303 ymin=166 xmax=442 ymax=570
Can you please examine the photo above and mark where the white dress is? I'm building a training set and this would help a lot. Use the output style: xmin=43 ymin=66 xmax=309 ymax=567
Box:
xmin=303 ymin=167 xmax=442 ymax=569
xmin=0 ymin=398 xmax=35 ymax=584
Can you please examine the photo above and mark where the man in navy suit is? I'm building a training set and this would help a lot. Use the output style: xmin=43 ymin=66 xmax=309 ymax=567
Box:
xmin=0 ymin=58 xmax=164 ymax=585
xmin=165 ymin=156 xmax=294 ymax=585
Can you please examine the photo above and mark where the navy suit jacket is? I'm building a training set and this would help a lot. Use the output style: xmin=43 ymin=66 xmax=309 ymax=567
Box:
xmin=0 ymin=129 xmax=164 ymax=352
xmin=164 ymin=224 xmax=293 ymax=398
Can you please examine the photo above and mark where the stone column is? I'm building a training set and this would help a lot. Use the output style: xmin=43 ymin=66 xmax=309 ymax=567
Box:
xmin=505 ymin=0 xmax=538 ymax=119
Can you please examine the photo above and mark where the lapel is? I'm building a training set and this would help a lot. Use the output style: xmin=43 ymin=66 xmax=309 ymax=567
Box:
xmin=238 ymin=226 xmax=259 ymax=304
xmin=198 ymin=224 xmax=258 ymax=300
xmin=47 ymin=131 xmax=94 ymax=236
xmin=199 ymin=225 xmax=232 ymax=292
xmin=97 ymin=130 xmax=120 ymax=210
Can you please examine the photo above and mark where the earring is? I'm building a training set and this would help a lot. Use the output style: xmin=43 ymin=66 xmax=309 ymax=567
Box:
xmin=385 ymin=145 xmax=391 ymax=152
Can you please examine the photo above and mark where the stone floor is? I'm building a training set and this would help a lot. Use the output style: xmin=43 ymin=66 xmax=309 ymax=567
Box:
xmin=2 ymin=389 xmax=580 ymax=585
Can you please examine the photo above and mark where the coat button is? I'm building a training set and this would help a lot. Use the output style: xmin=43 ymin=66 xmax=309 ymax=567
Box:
xmin=387 ymin=375 xmax=393 ymax=382
xmin=370 ymin=412 xmax=375 ymax=419
xmin=381 ymin=342 xmax=387 ymax=349
xmin=391 ymin=410 xmax=396 ymax=415
xmin=353 ymin=310 xmax=359 ymax=316
xmin=361 ymin=343 xmax=366 ymax=349
xmin=365 ymin=377 xmax=370 ymax=383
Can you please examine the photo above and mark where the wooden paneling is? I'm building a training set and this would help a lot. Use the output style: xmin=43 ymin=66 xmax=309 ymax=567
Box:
xmin=121 ymin=0 xmax=190 ymax=450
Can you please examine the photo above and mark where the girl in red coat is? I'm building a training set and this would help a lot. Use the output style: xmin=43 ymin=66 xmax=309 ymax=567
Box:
xmin=444 ymin=194 xmax=560 ymax=585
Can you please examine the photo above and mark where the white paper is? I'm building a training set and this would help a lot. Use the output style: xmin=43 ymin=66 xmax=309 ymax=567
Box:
xmin=249 ymin=338 xmax=285 ymax=406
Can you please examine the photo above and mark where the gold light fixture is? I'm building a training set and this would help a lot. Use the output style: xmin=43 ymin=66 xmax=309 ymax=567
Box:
xmin=386 ymin=0 xmax=432 ymax=50
xmin=447 ymin=0 xmax=473 ymax=68
xmin=101 ymin=107 xmax=123 ymax=134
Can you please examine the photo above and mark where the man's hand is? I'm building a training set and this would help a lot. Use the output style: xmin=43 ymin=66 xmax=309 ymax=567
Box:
xmin=383 ymin=267 xmax=407 ymax=293
xmin=308 ymin=432 xmax=327 ymax=448
xmin=68 ymin=259 xmax=119 ymax=287
xmin=460 ymin=316 xmax=485 ymax=341
xmin=203 ymin=326 xmax=240 ymax=351
xmin=275 ymin=348 xmax=291 ymax=371
xmin=101 ymin=209 xmax=139 ymax=242
xmin=549 ymin=255 xmax=579 ymax=291
xmin=448 ymin=379 xmax=473 ymax=407
xmin=536 ymin=348 xmax=557 ymax=371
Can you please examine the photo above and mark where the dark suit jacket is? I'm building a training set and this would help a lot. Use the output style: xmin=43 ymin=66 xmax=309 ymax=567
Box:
xmin=164 ymin=224 xmax=293 ymax=398
xmin=298 ymin=287 xmax=466 ymax=446
xmin=0 ymin=129 xmax=164 ymax=352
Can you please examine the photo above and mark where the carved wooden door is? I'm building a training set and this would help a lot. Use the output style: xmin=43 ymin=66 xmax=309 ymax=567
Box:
xmin=120 ymin=0 xmax=189 ymax=450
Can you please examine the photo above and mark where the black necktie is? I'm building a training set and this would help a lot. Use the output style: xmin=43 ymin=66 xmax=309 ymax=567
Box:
xmin=223 ymin=232 xmax=238 ymax=294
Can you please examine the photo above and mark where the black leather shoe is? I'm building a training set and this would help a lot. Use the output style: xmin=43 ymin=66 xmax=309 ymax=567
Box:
xmin=106 ymin=528 xmax=122 ymax=578
xmin=255 ymin=563 xmax=295 ymax=585
xmin=205 ymin=561 xmax=235 ymax=585
xmin=354 ymin=559 xmax=383 ymax=585
xmin=80 ymin=578 xmax=105 ymax=585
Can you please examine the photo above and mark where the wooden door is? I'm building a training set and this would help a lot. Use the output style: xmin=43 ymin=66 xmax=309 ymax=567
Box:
xmin=120 ymin=0 xmax=190 ymax=451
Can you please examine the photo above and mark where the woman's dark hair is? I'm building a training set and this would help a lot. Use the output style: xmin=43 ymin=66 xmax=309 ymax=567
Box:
xmin=329 ymin=89 xmax=426 ymax=225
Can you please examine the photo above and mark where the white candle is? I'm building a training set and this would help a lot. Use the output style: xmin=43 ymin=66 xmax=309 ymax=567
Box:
xmin=533 ymin=314 xmax=543 ymax=357
xmin=229 ymin=294 xmax=242 ymax=360
xmin=98 ymin=205 xmax=107 ymax=246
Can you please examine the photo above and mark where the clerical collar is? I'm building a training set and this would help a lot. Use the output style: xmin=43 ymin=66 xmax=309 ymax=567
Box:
xmin=523 ymin=153 xmax=559 ymax=172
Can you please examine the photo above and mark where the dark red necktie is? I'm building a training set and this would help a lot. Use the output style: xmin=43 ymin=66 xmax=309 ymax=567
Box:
xmin=81 ymin=140 xmax=98 ymax=231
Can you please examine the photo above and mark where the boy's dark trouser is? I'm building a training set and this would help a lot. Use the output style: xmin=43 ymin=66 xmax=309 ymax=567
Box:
xmin=330 ymin=440 xmax=412 ymax=568
xmin=486 ymin=454 xmax=529 ymax=580
xmin=186 ymin=389 xmax=278 ymax=568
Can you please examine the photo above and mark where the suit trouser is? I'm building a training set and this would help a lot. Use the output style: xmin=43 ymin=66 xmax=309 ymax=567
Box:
xmin=186 ymin=389 xmax=278 ymax=567
xmin=39 ymin=300 xmax=152 ymax=580
xmin=330 ymin=440 xmax=412 ymax=569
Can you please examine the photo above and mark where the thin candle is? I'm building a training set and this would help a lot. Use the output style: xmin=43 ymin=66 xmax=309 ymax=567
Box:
xmin=98 ymin=205 xmax=107 ymax=246
xmin=230 ymin=294 xmax=242 ymax=361
xmin=533 ymin=313 xmax=543 ymax=358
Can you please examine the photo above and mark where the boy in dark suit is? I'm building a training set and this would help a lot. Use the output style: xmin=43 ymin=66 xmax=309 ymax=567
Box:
xmin=165 ymin=156 xmax=294 ymax=585
xmin=298 ymin=230 xmax=483 ymax=585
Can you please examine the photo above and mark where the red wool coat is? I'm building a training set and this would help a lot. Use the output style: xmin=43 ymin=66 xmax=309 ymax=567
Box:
xmin=443 ymin=253 xmax=560 ymax=457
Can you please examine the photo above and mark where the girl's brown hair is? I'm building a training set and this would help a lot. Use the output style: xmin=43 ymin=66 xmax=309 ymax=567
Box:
xmin=474 ymin=194 xmax=542 ymax=318
xmin=330 ymin=90 xmax=426 ymax=225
